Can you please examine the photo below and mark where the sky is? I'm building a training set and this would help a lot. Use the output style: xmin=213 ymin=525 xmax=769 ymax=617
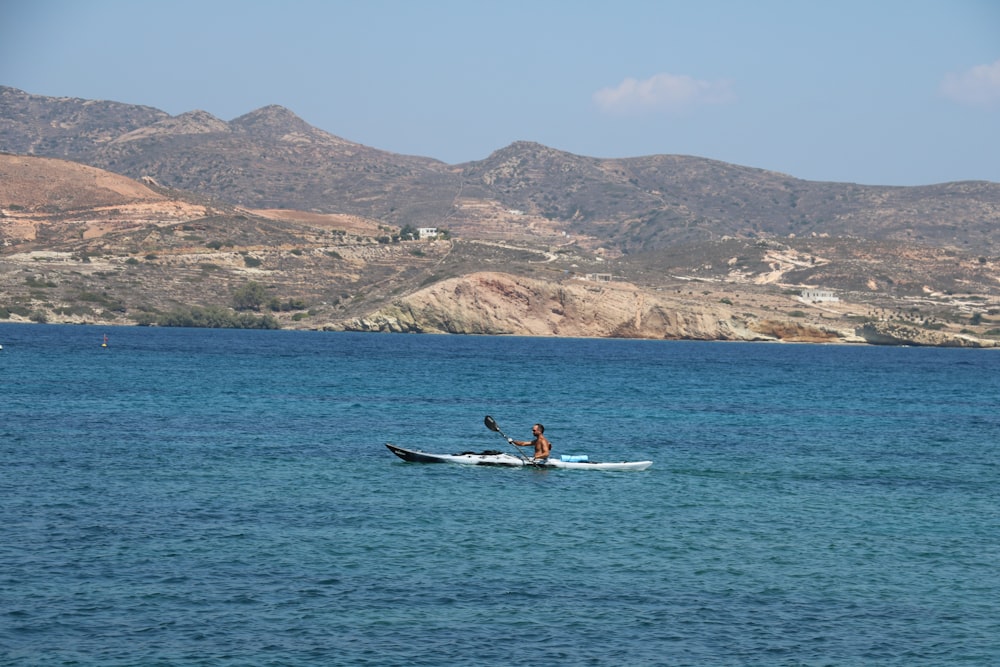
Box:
xmin=2 ymin=0 xmax=999 ymax=186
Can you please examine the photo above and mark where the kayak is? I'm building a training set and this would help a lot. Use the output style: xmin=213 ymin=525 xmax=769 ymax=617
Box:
xmin=385 ymin=443 xmax=652 ymax=471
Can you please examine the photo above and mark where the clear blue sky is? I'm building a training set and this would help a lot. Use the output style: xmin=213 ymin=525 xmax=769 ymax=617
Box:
xmin=2 ymin=0 xmax=998 ymax=186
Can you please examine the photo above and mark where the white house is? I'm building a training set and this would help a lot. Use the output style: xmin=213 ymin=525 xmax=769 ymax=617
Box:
xmin=417 ymin=227 xmax=438 ymax=239
xmin=801 ymin=289 xmax=839 ymax=303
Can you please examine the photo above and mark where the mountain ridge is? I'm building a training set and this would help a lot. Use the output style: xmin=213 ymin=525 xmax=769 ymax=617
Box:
xmin=1 ymin=86 xmax=998 ymax=346
xmin=5 ymin=85 xmax=999 ymax=244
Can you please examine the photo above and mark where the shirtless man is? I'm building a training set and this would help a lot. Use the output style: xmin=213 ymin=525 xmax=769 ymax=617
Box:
xmin=508 ymin=423 xmax=551 ymax=461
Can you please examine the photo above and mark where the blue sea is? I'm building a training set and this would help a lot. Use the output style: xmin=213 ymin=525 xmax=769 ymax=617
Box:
xmin=1 ymin=322 xmax=998 ymax=666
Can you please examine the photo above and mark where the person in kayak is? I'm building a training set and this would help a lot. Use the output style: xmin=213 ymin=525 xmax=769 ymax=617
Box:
xmin=508 ymin=423 xmax=551 ymax=461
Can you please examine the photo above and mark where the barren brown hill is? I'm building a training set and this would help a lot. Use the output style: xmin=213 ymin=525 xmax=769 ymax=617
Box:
xmin=456 ymin=142 xmax=1000 ymax=253
xmin=1 ymin=154 xmax=997 ymax=346
xmin=3 ymin=86 xmax=1000 ymax=254
xmin=0 ymin=154 xmax=462 ymax=328
xmin=0 ymin=153 xmax=207 ymax=244
xmin=2 ymin=88 xmax=1000 ymax=345
xmin=0 ymin=153 xmax=164 ymax=207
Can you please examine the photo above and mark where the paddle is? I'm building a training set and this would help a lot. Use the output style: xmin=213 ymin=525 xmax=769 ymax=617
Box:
xmin=484 ymin=415 xmax=536 ymax=465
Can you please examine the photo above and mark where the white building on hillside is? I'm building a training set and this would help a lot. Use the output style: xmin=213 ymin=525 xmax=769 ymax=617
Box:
xmin=801 ymin=289 xmax=839 ymax=303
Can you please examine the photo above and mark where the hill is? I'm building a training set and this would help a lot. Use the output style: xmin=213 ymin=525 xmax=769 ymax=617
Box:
xmin=1 ymin=86 xmax=999 ymax=345
xmin=5 ymin=86 xmax=1000 ymax=252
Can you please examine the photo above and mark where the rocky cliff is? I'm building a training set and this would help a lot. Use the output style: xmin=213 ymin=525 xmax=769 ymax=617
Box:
xmin=340 ymin=272 xmax=999 ymax=347
xmin=343 ymin=272 xmax=807 ymax=341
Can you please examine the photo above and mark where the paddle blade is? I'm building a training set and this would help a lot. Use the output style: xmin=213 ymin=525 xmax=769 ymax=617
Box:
xmin=484 ymin=415 xmax=500 ymax=432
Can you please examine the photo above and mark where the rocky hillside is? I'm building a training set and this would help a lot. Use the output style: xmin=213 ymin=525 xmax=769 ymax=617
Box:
xmin=458 ymin=142 xmax=1000 ymax=253
xmin=0 ymin=87 xmax=167 ymax=157
xmin=2 ymin=86 xmax=999 ymax=346
xmin=3 ymin=86 xmax=999 ymax=253
xmin=345 ymin=271 xmax=998 ymax=347
xmin=345 ymin=271 xmax=807 ymax=341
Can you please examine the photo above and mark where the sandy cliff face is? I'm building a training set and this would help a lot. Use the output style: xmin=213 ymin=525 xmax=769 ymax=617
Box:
xmin=345 ymin=272 xmax=775 ymax=340
xmin=344 ymin=273 xmax=999 ymax=346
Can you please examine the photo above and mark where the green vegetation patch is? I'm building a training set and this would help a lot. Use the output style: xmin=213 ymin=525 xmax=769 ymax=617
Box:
xmin=139 ymin=305 xmax=279 ymax=329
xmin=25 ymin=276 xmax=57 ymax=288
xmin=0 ymin=305 xmax=32 ymax=319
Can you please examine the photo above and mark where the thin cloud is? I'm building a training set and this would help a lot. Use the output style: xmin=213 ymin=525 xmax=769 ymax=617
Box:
xmin=940 ymin=59 xmax=1000 ymax=108
xmin=593 ymin=72 xmax=736 ymax=114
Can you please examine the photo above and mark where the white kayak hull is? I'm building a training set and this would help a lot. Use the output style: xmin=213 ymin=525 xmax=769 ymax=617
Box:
xmin=385 ymin=443 xmax=652 ymax=471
